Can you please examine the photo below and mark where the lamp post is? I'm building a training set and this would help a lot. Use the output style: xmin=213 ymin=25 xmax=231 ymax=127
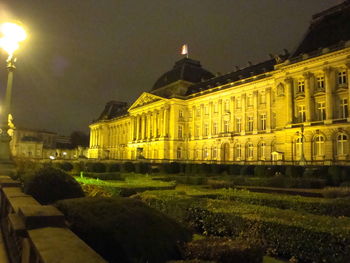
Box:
xmin=0 ymin=22 xmax=26 ymax=171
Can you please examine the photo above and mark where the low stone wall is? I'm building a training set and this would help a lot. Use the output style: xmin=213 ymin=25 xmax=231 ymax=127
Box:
xmin=0 ymin=176 xmax=106 ymax=263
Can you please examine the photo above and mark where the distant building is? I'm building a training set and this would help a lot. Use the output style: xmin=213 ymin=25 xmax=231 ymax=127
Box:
xmin=10 ymin=128 xmax=88 ymax=159
xmin=89 ymin=1 xmax=350 ymax=165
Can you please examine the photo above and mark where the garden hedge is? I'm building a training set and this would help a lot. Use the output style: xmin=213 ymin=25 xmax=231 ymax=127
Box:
xmin=136 ymin=191 xmax=350 ymax=263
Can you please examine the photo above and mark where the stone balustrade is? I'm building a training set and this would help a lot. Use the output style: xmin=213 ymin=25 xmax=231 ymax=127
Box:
xmin=0 ymin=176 xmax=106 ymax=263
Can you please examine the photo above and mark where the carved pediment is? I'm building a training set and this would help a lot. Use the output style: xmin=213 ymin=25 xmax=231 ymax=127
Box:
xmin=129 ymin=92 xmax=166 ymax=110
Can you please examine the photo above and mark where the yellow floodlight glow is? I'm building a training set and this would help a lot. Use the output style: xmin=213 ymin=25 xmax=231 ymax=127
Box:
xmin=0 ymin=22 xmax=27 ymax=60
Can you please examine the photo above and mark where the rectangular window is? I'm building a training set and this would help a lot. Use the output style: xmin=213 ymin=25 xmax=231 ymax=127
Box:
xmin=340 ymin=98 xmax=349 ymax=118
xmin=196 ymin=107 xmax=201 ymax=117
xmin=260 ymin=114 xmax=266 ymax=130
xmin=247 ymin=95 xmax=253 ymax=107
xmin=297 ymin=80 xmax=305 ymax=93
xmin=316 ymin=76 xmax=325 ymax=90
xmin=317 ymin=102 xmax=326 ymax=121
xmin=203 ymin=123 xmax=209 ymax=136
xmin=223 ymin=120 xmax=230 ymax=133
xmin=298 ymin=105 xmax=306 ymax=122
xmin=236 ymin=118 xmax=241 ymax=133
xmin=224 ymin=99 xmax=230 ymax=112
xmin=178 ymin=125 xmax=183 ymax=139
xmin=338 ymin=70 xmax=347 ymax=85
xmin=214 ymin=103 xmax=218 ymax=113
xmin=260 ymin=92 xmax=266 ymax=104
xmin=212 ymin=147 xmax=217 ymax=159
xmin=247 ymin=116 xmax=254 ymax=131
xmin=236 ymin=98 xmax=241 ymax=109
xmin=213 ymin=122 xmax=218 ymax=135
xmin=179 ymin=110 xmax=183 ymax=118
xmin=204 ymin=105 xmax=209 ymax=115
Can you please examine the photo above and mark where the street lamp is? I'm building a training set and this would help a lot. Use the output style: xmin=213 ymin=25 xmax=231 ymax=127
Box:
xmin=0 ymin=22 xmax=26 ymax=165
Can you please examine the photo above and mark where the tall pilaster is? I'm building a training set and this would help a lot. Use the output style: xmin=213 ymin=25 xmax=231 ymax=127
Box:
xmin=218 ymin=99 xmax=222 ymax=132
xmin=284 ymin=77 xmax=294 ymax=125
xmin=303 ymin=72 xmax=313 ymax=123
xmin=266 ymin=87 xmax=271 ymax=132
xmin=253 ymin=91 xmax=258 ymax=134
xmin=324 ymin=67 xmax=334 ymax=123
xmin=241 ymin=94 xmax=246 ymax=135
xmin=209 ymin=102 xmax=213 ymax=137
xmin=346 ymin=64 xmax=350 ymax=121
xmin=230 ymin=96 xmax=235 ymax=131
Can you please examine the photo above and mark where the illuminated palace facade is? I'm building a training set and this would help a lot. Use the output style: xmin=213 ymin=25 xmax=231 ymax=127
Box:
xmin=89 ymin=2 xmax=350 ymax=165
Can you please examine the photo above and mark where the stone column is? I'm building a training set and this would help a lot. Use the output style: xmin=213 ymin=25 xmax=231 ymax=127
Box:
xmin=209 ymin=102 xmax=213 ymax=137
xmin=284 ymin=77 xmax=294 ymax=125
xmin=200 ymin=104 xmax=204 ymax=138
xmin=266 ymin=88 xmax=271 ymax=132
xmin=89 ymin=130 xmax=93 ymax=147
xmin=230 ymin=96 xmax=235 ymax=131
xmin=218 ymin=99 xmax=222 ymax=132
xmin=136 ymin=115 xmax=140 ymax=140
xmin=346 ymin=64 xmax=350 ymax=121
xmin=253 ymin=91 xmax=258 ymax=134
xmin=241 ymin=94 xmax=246 ymax=135
xmin=324 ymin=67 xmax=334 ymax=123
xmin=303 ymin=72 xmax=313 ymax=123
xmin=164 ymin=106 xmax=170 ymax=137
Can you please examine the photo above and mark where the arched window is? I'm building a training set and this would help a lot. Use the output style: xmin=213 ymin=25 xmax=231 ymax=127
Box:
xmin=313 ymin=135 xmax=325 ymax=156
xmin=337 ymin=133 xmax=348 ymax=155
xmin=295 ymin=137 xmax=303 ymax=159
xmin=259 ymin=142 xmax=266 ymax=160
xmin=247 ymin=143 xmax=254 ymax=159
xmin=176 ymin=147 xmax=182 ymax=159
xmin=235 ymin=144 xmax=242 ymax=160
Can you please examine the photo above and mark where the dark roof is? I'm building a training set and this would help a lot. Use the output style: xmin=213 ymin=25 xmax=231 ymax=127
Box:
xmin=186 ymin=56 xmax=288 ymax=96
xmin=152 ymin=58 xmax=214 ymax=91
xmin=97 ymin=101 xmax=128 ymax=121
xmin=21 ymin=136 xmax=42 ymax=142
xmin=292 ymin=0 xmax=350 ymax=57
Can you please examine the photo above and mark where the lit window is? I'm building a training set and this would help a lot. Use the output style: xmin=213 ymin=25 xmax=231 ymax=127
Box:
xmin=316 ymin=76 xmax=325 ymax=90
xmin=195 ymin=125 xmax=200 ymax=137
xmin=236 ymin=98 xmax=241 ymax=109
xmin=247 ymin=95 xmax=253 ymax=107
xmin=297 ymin=80 xmax=305 ymax=93
xmin=203 ymin=147 xmax=209 ymax=159
xmin=204 ymin=123 xmax=209 ymax=136
xmin=236 ymin=117 xmax=242 ymax=133
xmin=296 ymin=137 xmax=303 ymax=159
xmin=314 ymin=135 xmax=325 ymax=156
xmin=204 ymin=105 xmax=209 ymax=115
xmin=223 ymin=120 xmax=230 ymax=133
xmin=297 ymin=105 xmax=306 ymax=123
xmin=247 ymin=143 xmax=254 ymax=159
xmin=235 ymin=144 xmax=242 ymax=160
xmin=340 ymin=99 xmax=348 ymax=119
xmin=247 ymin=116 xmax=254 ymax=131
xmin=224 ymin=99 xmax=230 ymax=112
xmin=338 ymin=70 xmax=347 ymax=85
xmin=259 ymin=142 xmax=266 ymax=160
xmin=178 ymin=125 xmax=183 ymax=139
xmin=260 ymin=114 xmax=266 ymax=130
xmin=177 ymin=147 xmax=182 ymax=159
xmin=337 ymin=133 xmax=348 ymax=155
xmin=212 ymin=147 xmax=217 ymax=159
xmin=213 ymin=122 xmax=218 ymax=135
xmin=317 ymin=102 xmax=326 ymax=121
xmin=214 ymin=103 xmax=218 ymax=113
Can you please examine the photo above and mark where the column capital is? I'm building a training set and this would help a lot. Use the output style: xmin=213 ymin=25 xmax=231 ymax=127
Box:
xmin=322 ymin=66 xmax=333 ymax=74
xmin=284 ymin=77 xmax=293 ymax=84
xmin=265 ymin=87 xmax=271 ymax=93
xmin=302 ymin=72 xmax=313 ymax=79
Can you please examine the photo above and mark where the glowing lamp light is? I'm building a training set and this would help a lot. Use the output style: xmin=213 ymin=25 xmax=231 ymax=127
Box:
xmin=0 ymin=22 xmax=27 ymax=60
xmin=49 ymin=155 xmax=55 ymax=160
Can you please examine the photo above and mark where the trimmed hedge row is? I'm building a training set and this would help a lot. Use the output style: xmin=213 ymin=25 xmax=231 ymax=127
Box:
xmin=81 ymin=172 xmax=123 ymax=181
xmin=136 ymin=191 xmax=350 ymax=263
xmin=191 ymin=189 xmax=350 ymax=217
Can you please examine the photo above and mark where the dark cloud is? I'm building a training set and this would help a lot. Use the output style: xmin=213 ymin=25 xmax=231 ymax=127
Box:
xmin=0 ymin=0 xmax=336 ymax=134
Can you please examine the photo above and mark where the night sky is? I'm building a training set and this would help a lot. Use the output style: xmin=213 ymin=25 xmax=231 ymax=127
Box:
xmin=0 ymin=0 xmax=338 ymax=135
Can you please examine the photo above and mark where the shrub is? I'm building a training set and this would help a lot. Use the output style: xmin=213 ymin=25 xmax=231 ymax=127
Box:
xmin=285 ymin=166 xmax=304 ymax=178
xmin=228 ymin=165 xmax=241 ymax=176
xmin=108 ymin=163 xmax=121 ymax=172
xmin=24 ymin=167 xmax=84 ymax=204
xmin=135 ymin=162 xmax=150 ymax=174
xmin=165 ymin=162 xmax=181 ymax=174
xmin=87 ymin=162 xmax=106 ymax=173
xmin=138 ymin=191 xmax=350 ymax=263
xmin=122 ymin=162 xmax=135 ymax=173
xmin=240 ymin=165 xmax=255 ymax=176
xmin=322 ymin=187 xmax=350 ymax=198
xmin=328 ymin=166 xmax=344 ymax=186
xmin=83 ymin=172 xmax=123 ymax=181
xmin=58 ymin=162 xmax=74 ymax=172
xmin=56 ymin=197 xmax=191 ymax=263
xmin=182 ymin=237 xmax=263 ymax=263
